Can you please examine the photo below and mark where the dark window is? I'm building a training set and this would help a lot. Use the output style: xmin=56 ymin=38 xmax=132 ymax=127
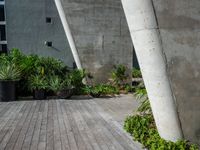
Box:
xmin=0 ymin=25 xmax=6 ymax=40
xmin=0 ymin=44 xmax=7 ymax=54
xmin=0 ymin=6 xmax=5 ymax=21
xmin=45 ymin=41 xmax=52 ymax=47
xmin=46 ymin=17 xmax=52 ymax=23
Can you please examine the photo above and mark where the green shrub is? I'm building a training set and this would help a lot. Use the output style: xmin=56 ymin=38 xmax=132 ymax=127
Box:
xmin=28 ymin=75 xmax=48 ymax=91
xmin=132 ymin=68 xmax=142 ymax=78
xmin=0 ymin=63 xmax=21 ymax=81
xmin=69 ymin=69 xmax=86 ymax=88
xmin=124 ymin=115 xmax=198 ymax=150
xmin=36 ymin=56 xmax=68 ymax=77
xmin=111 ymin=64 xmax=128 ymax=88
xmin=48 ymin=75 xmax=74 ymax=93
xmin=82 ymin=84 xmax=119 ymax=97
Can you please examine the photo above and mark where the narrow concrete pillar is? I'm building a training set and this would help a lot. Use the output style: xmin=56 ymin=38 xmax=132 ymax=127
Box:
xmin=54 ymin=0 xmax=82 ymax=70
xmin=121 ymin=0 xmax=183 ymax=141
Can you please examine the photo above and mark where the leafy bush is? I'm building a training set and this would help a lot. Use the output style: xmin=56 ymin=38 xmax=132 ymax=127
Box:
xmin=0 ymin=63 xmax=21 ymax=81
xmin=28 ymin=75 xmax=48 ymax=91
xmin=126 ymin=81 xmax=198 ymax=150
xmin=36 ymin=57 xmax=68 ymax=77
xmin=82 ymin=84 xmax=119 ymax=97
xmin=48 ymin=75 xmax=74 ymax=93
xmin=132 ymin=68 xmax=142 ymax=78
xmin=133 ymin=82 xmax=152 ymax=114
xmin=69 ymin=69 xmax=86 ymax=88
xmin=124 ymin=115 xmax=198 ymax=150
xmin=111 ymin=64 xmax=128 ymax=88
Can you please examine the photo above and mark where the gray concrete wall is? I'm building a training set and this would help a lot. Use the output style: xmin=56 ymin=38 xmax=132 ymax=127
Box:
xmin=60 ymin=0 xmax=133 ymax=83
xmin=152 ymin=0 xmax=200 ymax=144
xmin=5 ymin=0 xmax=74 ymax=67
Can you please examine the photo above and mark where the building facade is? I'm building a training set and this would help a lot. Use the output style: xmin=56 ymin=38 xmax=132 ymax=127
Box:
xmin=2 ymin=0 xmax=134 ymax=82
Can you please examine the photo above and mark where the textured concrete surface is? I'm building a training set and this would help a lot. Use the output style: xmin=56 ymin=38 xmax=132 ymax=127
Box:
xmin=153 ymin=0 xmax=200 ymax=144
xmin=5 ymin=0 xmax=74 ymax=67
xmin=60 ymin=0 xmax=133 ymax=83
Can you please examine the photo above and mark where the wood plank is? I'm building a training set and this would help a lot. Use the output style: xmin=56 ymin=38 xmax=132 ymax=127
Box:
xmin=59 ymin=100 xmax=78 ymax=150
xmin=75 ymin=100 xmax=110 ymax=150
xmin=46 ymin=100 xmax=54 ymax=150
xmin=89 ymin=101 xmax=142 ymax=150
xmin=67 ymin=101 xmax=94 ymax=150
xmin=4 ymin=102 xmax=33 ymax=150
xmin=22 ymin=101 xmax=42 ymax=150
xmin=79 ymin=100 xmax=124 ymax=150
xmin=38 ymin=101 xmax=48 ymax=150
xmin=71 ymin=101 xmax=102 ymax=150
xmin=52 ymin=100 xmax=62 ymax=150
xmin=29 ymin=101 xmax=43 ymax=150
xmin=0 ymin=102 xmax=25 ymax=149
xmin=0 ymin=103 xmax=14 ymax=126
xmin=13 ymin=101 xmax=38 ymax=150
xmin=56 ymin=100 xmax=70 ymax=150
xmin=62 ymin=101 xmax=87 ymax=150
xmin=0 ymin=102 xmax=21 ymax=142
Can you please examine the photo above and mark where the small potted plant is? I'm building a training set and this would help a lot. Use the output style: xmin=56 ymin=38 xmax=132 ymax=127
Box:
xmin=48 ymin=75 xmax=74 ymax=99
xmin=28 ymin=75 xmax=48 ymax=100
xmin=0 ymin=63 xmax=21 ymax=101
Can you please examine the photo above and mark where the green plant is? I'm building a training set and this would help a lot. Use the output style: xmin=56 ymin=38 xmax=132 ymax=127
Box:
xmin=124 ymin=115 xmax=198 ymax=150
xmin=82 ymin=85 xmax=103 ymax=97
xmin=82 ymin=84 xmax=119 ymax=97
xmin=111 ymin=64 xmax=128 ymax=88
xmin=48 ymin=75 xmax=73 ymax=93
xmin=124 ymin=84 xmax=134 ymax=93
xmin=133 ymin=82 xmax=152 ymax=114
xmin=0 ymin=63 xmax=21 ymax=81
xmin=36 ymin=57 xmax=68 ymax=77
xmin=28 ymin=75 xmax=48 ymax=91
xmin=132 ymin=68 xmax=142 ymax=78
xmin=69 ymin=69 xmax=86 ymax=88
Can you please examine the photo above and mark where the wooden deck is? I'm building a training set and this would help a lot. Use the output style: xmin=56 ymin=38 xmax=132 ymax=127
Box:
xmin=0 ymin=95 xmax=143 ymax=150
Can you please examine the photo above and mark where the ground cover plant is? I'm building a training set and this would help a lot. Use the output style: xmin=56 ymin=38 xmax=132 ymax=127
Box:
xmin=124 ymin=81 xmax=198 ymax=150
xmin=82 ymin=84 xmax=119 ymax=98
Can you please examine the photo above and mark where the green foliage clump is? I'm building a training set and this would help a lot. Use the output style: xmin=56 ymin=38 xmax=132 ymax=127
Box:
xmin=48 ymin=75 xmax=74 ymax=93
xmin=133 ymin=82 xmax=151 ymax=114
xmin=28 ymin=75 xmax=48 ymax=91
xmin=0 ymin=63 xmax=21 ymax=81
xmin=0 ymin=48 xmax=86 ymax=97
xmin=125 ymin=82 xmax=198 ymax=150
xmin=132 ymin=68 xmax=142 ymax=78
xmin=111 ymin=64 xmax=128 ymax=88
xmin=82 ymin=84 xmax=119 ymax=97
xmin=124 ymin=115 xmax=198 ymax=150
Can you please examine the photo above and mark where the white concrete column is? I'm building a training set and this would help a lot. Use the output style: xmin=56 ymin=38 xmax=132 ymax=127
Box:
xmin=54 ymin=0 xmax=82 ymax=70
xmin=121 ymin=0 xmax=183 ymax=141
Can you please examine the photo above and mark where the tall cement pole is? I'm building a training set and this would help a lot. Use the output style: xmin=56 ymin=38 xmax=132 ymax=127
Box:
xmin=121 ymin=0 xmax=183 ymax=141
xmin=54 ymin=0 xmax=82 ymax=70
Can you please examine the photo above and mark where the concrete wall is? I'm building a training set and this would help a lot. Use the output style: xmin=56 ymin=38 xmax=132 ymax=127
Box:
xmin=152 ymin=0 xmax=200 ymax=144
xmin=5 ymin=0 xmax=74 ymax=67
xmin=60 ymin=0 xmax=133 ymax=82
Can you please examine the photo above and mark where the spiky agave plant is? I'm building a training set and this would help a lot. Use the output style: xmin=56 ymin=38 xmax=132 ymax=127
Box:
xmin=0 ymin=63 xmax=21 ymax=81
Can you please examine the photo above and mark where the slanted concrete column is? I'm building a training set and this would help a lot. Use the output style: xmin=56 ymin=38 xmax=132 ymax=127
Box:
xmin=121 ymin=0 xmax=183 ymax=141
xmin=54 ymin=0 xmax=82 ymax=70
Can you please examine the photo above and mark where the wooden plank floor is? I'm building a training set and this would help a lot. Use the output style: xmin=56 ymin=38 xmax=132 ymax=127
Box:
xmin=0 ymin=95 xmax=143 ymax=150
